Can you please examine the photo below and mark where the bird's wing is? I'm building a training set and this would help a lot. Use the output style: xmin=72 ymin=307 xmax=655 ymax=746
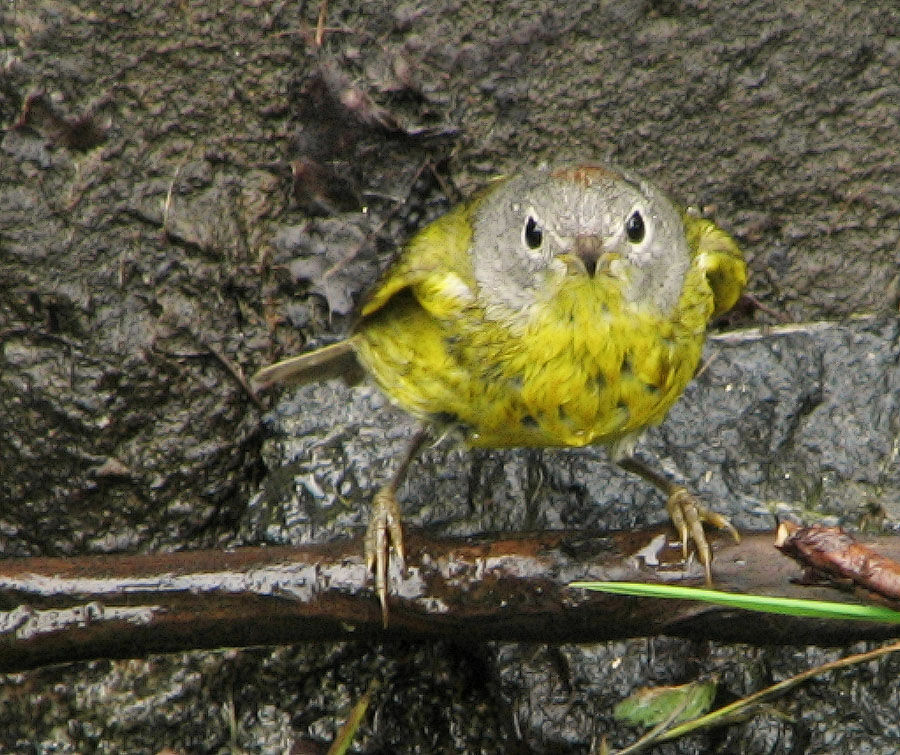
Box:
xmin=682 ymin=213 xmax=747 ymax=317
xmin=360 ymin=198 xmax=480 ymax=321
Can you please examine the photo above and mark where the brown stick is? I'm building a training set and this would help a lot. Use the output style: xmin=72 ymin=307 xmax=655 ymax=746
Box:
xmin=775 ymin=522 xmax=900 ymax=604
xmin=2 ymin=527 xmax=899 ymax=673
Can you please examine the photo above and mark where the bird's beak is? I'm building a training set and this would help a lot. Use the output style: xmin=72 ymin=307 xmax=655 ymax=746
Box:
xmin=559 ymin=236 xmax=618 ymax=277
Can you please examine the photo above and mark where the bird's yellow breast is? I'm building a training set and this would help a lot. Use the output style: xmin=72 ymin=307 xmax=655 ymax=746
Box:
xmin=354 ymin=263 xmax=715 ymax=450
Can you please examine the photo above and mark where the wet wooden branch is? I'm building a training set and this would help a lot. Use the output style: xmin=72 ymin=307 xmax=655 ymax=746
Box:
xmin=2 ymin=527 xmax=899 ymax=672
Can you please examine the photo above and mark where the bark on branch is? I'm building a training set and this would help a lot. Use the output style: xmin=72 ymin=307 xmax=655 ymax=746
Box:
xmin=2 ymin=527 xmax=899 ymax=672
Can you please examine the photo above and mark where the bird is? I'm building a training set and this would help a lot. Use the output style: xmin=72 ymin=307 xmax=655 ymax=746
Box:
xmin=253 ymin=163 xmax=748 ymax=625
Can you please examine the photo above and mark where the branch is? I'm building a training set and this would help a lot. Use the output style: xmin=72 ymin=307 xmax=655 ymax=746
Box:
xmin=2 ymin=527 xmax=899 ymax=672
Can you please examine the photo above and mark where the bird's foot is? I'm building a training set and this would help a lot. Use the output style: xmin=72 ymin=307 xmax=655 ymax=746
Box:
xmin=666 ymin=487 xmax=740 ymax=585
xmin=364 ymin=485 xmax=406 ymax=627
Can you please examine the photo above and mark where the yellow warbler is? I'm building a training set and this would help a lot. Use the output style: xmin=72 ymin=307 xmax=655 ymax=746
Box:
xmin=254 ymin=164 xmax=747 ymax=623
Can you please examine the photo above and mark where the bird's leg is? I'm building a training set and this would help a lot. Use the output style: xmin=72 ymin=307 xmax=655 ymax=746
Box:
xmin=364 ymin=426 xmax=429 ymax=627
xmin=617 ymin=456 xmax=740 ymax=584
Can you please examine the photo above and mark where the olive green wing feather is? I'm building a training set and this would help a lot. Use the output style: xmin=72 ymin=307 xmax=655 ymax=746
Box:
xmin=360 ymin=198 xmax=480 ymax=322
xmin=683 ymin=212 xmax=747 ymax=316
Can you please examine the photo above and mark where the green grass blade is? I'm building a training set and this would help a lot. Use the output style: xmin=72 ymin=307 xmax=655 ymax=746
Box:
xmin=569 ymin=581 xmax=900 ymax=623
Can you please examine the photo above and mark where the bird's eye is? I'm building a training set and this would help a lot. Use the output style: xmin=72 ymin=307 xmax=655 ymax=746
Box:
xmin=625 ymin=211 xmax=645 ymax=243
xmin=523 ymin=216 xmax=543 ymax=249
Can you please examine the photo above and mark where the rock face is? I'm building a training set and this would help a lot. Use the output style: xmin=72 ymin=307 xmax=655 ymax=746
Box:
xmin=2 ymin=0 xmax=899 ymax=752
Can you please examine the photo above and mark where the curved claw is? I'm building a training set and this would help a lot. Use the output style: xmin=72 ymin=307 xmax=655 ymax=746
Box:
xmin=364 ymin=486 xmax=406 ymax=627
xmin=666 ymin=487 xmax=740 ymax=585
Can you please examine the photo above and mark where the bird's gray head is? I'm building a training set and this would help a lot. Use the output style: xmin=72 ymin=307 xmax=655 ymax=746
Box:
xmin=469 ymin=164 xmax=692 ymax=325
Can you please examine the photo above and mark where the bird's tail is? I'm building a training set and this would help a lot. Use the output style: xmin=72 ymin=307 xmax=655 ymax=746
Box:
xmin=251 ymin=338 xmax=360 ymax=391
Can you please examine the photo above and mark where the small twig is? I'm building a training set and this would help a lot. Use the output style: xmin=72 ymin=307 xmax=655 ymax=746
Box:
xmin=692 ymin=350 xmax=720 ymax=382
xmin=162 ymin=156 xmax=190 ymax=234
xmin=327 ymin=680 xmax=378 ymax=755
xmin=742 ymin=292 xmax=791 ymax=323
xmin=315 ymin=0 xmax=329 ymax=47
xmin=204 ymin=340 xmax=265 ymax=411
xmin=157 ymin=332 xmax=265 ymax=411
xmin=272 ymin=25 xmax=359 ymax=41
xmin=426 ymin=160 xmax=459 ymax=205
xmin=656 ymin=639 xmax=900 ymax=742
